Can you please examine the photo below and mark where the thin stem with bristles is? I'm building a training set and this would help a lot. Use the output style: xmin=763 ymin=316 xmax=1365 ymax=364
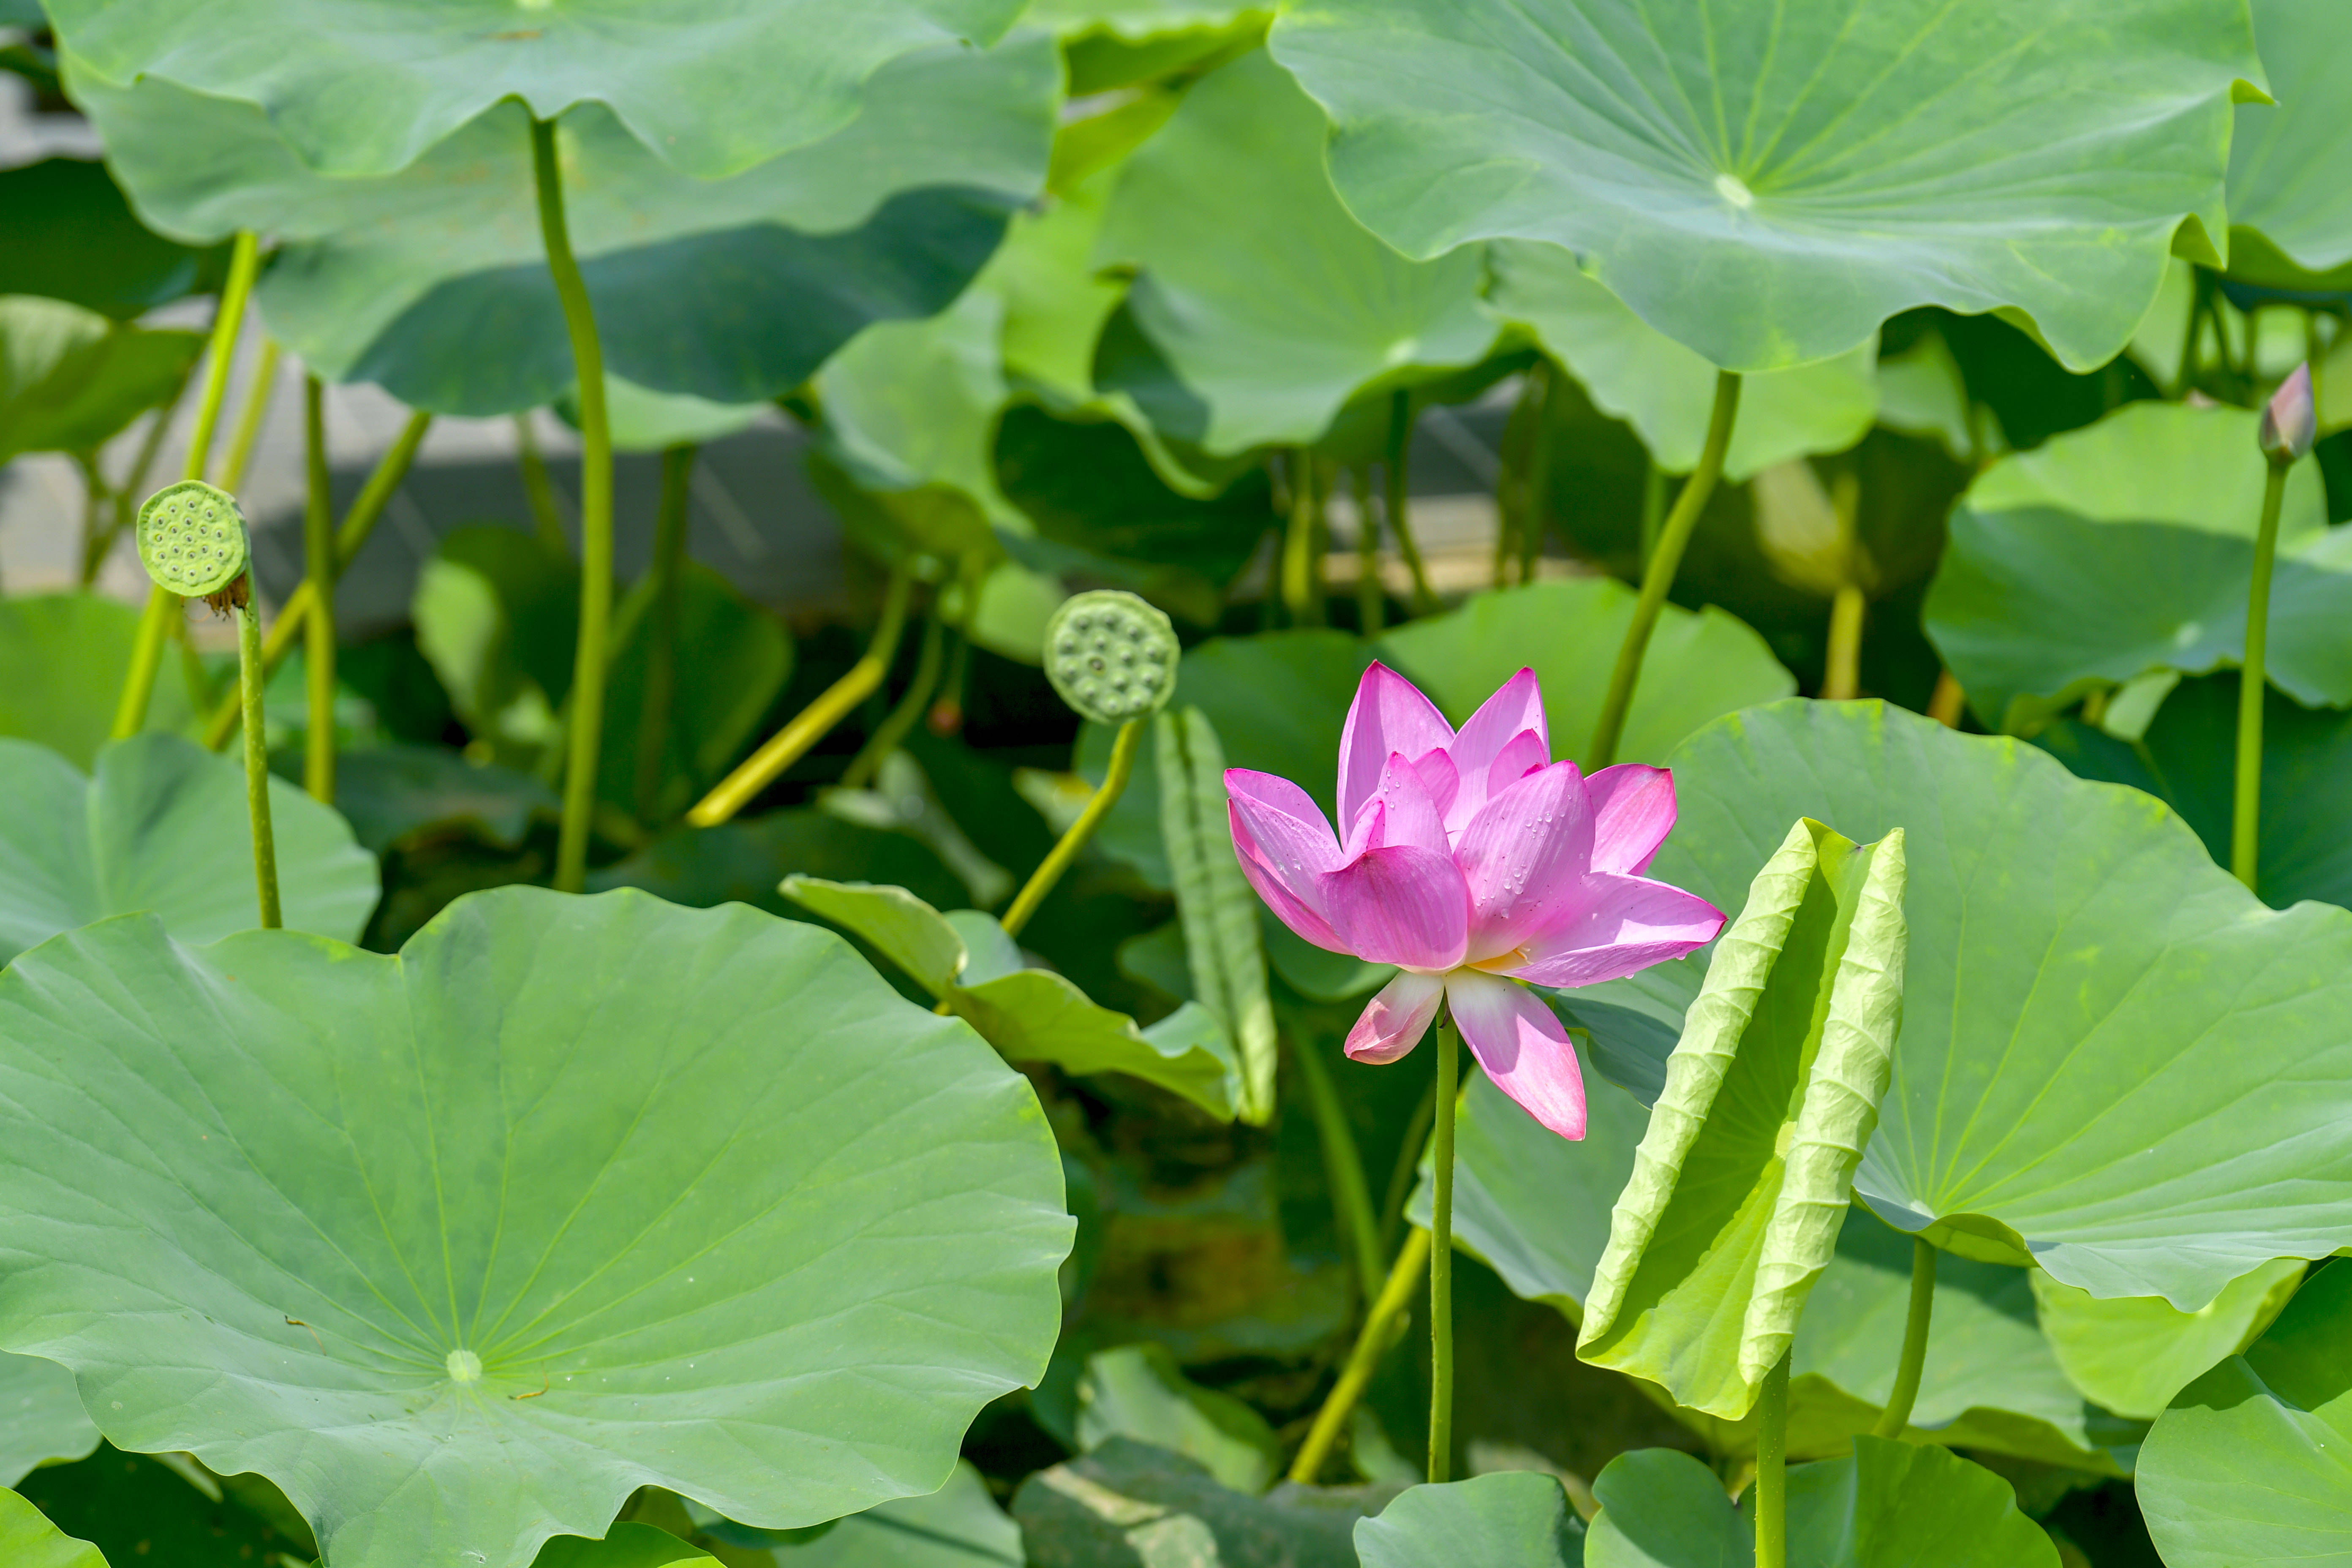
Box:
xmin=1870 ymin=1236 xmax=1938 ymax=1438
xmin=301 ymin=376 xmax=336 ymax=804
xmin=2234 ymin=459 xmax=2290 ymax=888
xmin=1286 ymin=1228 xmax=1432 ymax=1485
xmin=1428 ymin=1007 xmax=1459 ymax=1483
xmin=236 ymin=588 xmax=281 ymax=929
xmin=842 ymin=611 xmax=944 ymax=792
xmin=999 ymin=717 xmax=1143 ymax=940
xmin=1756 ymin=1350 xmax=1790 ymax=1568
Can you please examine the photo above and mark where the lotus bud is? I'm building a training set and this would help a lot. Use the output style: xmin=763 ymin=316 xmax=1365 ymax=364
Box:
xmin=137 ymin=479 xmax=252 ymax=610
xmin=2259 ymin=363 xmax=2316 ymax=466
xmin=1043 ymin=590 xmax=1179 ymax=725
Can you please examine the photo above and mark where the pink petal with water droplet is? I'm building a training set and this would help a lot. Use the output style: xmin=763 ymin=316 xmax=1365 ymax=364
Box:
xmin=1319 ymin=845 xmax=1470 ymax=971
xmin=1445 ymin=970 xmax=1584 ymax=1139
xmin=1456 ymin=760 xmax=1596 ymax=961
xmin=1585 ymin=765 xmax=1677 ymax=876
xmin=1496 ymin=872 xmax=1724 ymax=988
xmin=1338 ymin=662 xmax=1454 ymax=831
xmin=1345 ymin=751 xmax=1451 ymax=858
xmin=1227 ymin=768 xmax=1348 ymax=952
xmin=1450 ymin=667 xmax=1547 ymax=781
xmin=1345 ymin=970 xmax=1445 ymax=1063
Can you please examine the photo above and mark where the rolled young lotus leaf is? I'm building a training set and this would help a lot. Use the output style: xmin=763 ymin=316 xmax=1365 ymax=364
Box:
xmin=1155 ymin=704 xmax=1277 ymax=1124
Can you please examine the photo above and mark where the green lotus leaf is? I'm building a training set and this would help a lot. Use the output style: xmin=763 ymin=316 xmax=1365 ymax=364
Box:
xmin=0 ymin=734 xmax=377 ymax=966
xmin=2033 ymin=1258 xmax=2304 ymax=1423
xmin=1075 ymin=1343 xmax=1281 ymax=1493
xmin=0 ymin=156 xmax=216 ymax=319
xmin=2223 ymin=0 xmax=2352 ymax=289
xmin=2139 ymin=1261 xmax=2352 ymax=1565
xmin=16 ymin=1443 xmax=317 ymax=1566
xmin=1652 ymin=700 xmax=2352 ymax=1307
xmin=532 ymin=1524 xmax=715 ymax=1568
xmin=0 ymin=1353 xmax=98 ymax=1486
xmin=0 ymin=294 xmax=201 ymax=464
xmin=0 ymin=1489 xmax=106 ymax=1568
xmin=0 ymin=594 xmax=196 ymax=768
xmin=1270 ymin=0 xmax=2262 ymax=373
xmin=818 ymin=286 xmax=1020 ymax=533
xmin=413 ymin=525 xmax=582 ymax=759
xmin=780 ymin=876 xmax=1240 ymax=1117
xmin=1585 ymin=1440 xmax=2059 ymax=1567
xmin=68 ymin=35 xmax=1056 ymax=413
xmin=1579 ymin=819 xmax=1908 ymax=1420
xmin=1013 ymin=1437 xmax=1386 ymax=1568
xmin=1354 ymin=1473 xmax=1585 ymax=1568
xmin=0 ymin=886 xmax=1072 ymax=1568
xmin=587 ymin=813 xmax=968 ymax=937
xmin=329 ymin=743 xmax=560 ymax=856
xmin=47 ymin=0 xmax=1022 ymax=180
xmin=762 ymin=1460 xmax=1023 ymax=1566
xmin=1484 ymin=241 xmax=1876 ymax=481
xmin=1092 ymin=48 xmax=1496 ymax=455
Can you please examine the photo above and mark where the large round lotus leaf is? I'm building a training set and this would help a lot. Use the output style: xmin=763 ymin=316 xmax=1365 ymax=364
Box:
xmin=1269 ymin=0 xmax=2263 ymax=373
xmin=2139 ymin=1261 xmax=2352 ymax=1565
xmin=2223 ymin=0 xmax=2352 ymax=289
xmin=1355 ymin=1473 xmax=1584 ymax=1568
xmin=67 ymin=35 xmax=1056 ymax=413
xmin=0 ymin=887 xmax=1072 ymax=1568
xmin=1651 ymin=700 xmax=2352 ymax=1309
xmin=0 ymin=156 xmax=216 ymax=320
xmin=0 ymin=1489 xmax=106 ymax=1568
xmin=1484 ymin=241 xmax=1876 ymax=482
xmin=46 ymin=0 xmax=1022 ymax=180
xmin=0 ymin=1353 xmax=97 ymax=1486
xmin=0 ymin=594 xmax=195 ymax=769
xmin=0 ymin=734 xmax=377 ymax=966
xmin=1092 ymin=48 xmax=1496 ymax=456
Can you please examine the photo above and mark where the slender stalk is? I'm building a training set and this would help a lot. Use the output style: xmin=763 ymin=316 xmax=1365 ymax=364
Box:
xmin=1286 ymin=1227 xmax=1432 ymax=1485
xmin=686 ymin=566 xmax=912 ymax=827
xmin=634 ymin=444 xmax=697 ymax=821
xmin=1822 ymin=585 xmax=1866 ymax=700
xmin=235 ymin=590 xmax=281 ymax=929
xmin=1517 ymin=361 xmax=1554 ymax=585
xmin=1385 ymin=389 xmax=1439 ymax=616
xmin=1870 ymin=1236 xmax=1938 ymax=1439
xmin=93 ymin=366 xmax=197 ymax=585
xmin=515 ymin=412 xmax=572 ymax=556
xmin=1587 ymin=370 xmax=1743 ymax=768
xmin=1428 ymin=1008 xmax=1459 ymax=1484
xmin=114 ymin=229 xmax=261 ymax=741
xmin=1378 ymin=1076 xmax=1438 ymax=1260
xmin=300 ymin=376 xmax=336 ymax=804
xmin=1755 ymin=1350 xmax=1790 ymax=1568
xmin=1000 ymin=716 xmax=1143 ymax=939
xmin=1293 ymin=1036 xmax=1384 ymax=1303
xmin=1353 ymin=467 xmax=1383 ymax=634
xmin=73 ymin=452 xmax=108 ymax=587
xmin=1281 ymin=450 xmax=1323 ymax=626
xmin=203 ymin=411 xmax=433 ymax=750
xmin=218 ymin=337 xmax=282 ymax=495
xmin=2170 ymin=269 xmax=2210 ymax=401
xmin=2234 ymin=460 xmax=2290 ymax=888
xmin=1926 ymin=670 xmax=1966 ymax=728
xmin=841 ymin=612 xmax=944 ymax=791
xmin=1639 ymin=456 xmax=1669 ymax=568
xmin=532 ymin=115 xmax=616 ymax=895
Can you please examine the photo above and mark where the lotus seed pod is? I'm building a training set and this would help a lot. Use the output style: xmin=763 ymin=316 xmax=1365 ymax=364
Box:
xmin=136 ymin=480 xmax=250 ymax=598
xmin=1043 ymin=590 xmax=1179 ymax=725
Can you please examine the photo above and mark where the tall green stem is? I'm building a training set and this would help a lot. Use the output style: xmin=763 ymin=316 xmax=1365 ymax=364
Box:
xmin=634 ymin=444 xmax=696 ymax=820
xmin=300 ymin=376 xmax=337 ymax=804
xmin=1870 ymin=1236 xmax=1938 ymax=1439
xmin=1517 ymin=361 xmax=1554 ymax=585
xmin=514 ymin=412 xmax=572 ymax=556
xmin=1001 ymin=717 xmax=1143 ymax=940
xmin=532 ymin=115 xmax=615 ymax=895
xmin=841 ymin=612 xmax=944 ymax=791
xmin=114 ymin=229 xmax=260 ymax=741
xmin=1587 ymin=370 xmax=1742 ymax=768
xmin=2234 ymin=460 xmax=2290 ymax=888
xmin=236 ymin=591 xmax=281 ymax=930
xmin=1294 ymin=1036 xmax=1384 ymax=1302
xmin=1353 ymin=467 xmax=1383 ymax=634
xmin=1287 ymin=1227 xmax=1432 ymax=1485
xmin=1428 ymin=1009 xmax=1459 ymax=1484
xmin=1385 ymin=390 xmax=1439 ymax=617
xmin=1755 ymin=1349 xmax=1790 ymax=1568
xmin=1638 ymin=454 xmax=1669 ymax=567
xmin=1281 ymin=449 xmax=1324 ymax=626
xmin=219 ymin=337 xmax=281 ymax=495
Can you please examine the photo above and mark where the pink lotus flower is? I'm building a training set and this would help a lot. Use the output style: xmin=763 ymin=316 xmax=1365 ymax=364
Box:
xmin=1226 ymin=664 xmax=1725 ymax=1140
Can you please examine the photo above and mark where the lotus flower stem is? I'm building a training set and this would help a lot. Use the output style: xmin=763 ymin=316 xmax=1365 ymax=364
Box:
xmin=202 ymin=411 xmax=433 ymax=751
xmin=2233 ymin=460 xmax=2290 ymax=887
xmin=1638 ymin=453 xmax=1669 ymax=566
xmin=218 ymin=338 xmax=282 ymax=496
xmin=1352 ymin=466 xmax=1384 ymax=634
xmin=114 ymin=229 xmax=260 ymax=742
xmin=514 ymin=413 xmax=573 ymax=556
xmin=1755 ymin=1349 xmax=1790 ymax=1568
xmin=1870 ymin=1235 xmax=1938 ymax=1439
xmin=1286 ymin=1225 xmax=1432 ymax=1484
xmin=1587 ymin=370 xmax=1744 ymax=768
xmin=1384 ymin=390 xmax=1440 ymax=617
xmin=1428 ymin=1008 xmax=1459 ymax=1483
xmin=634 ymin=444 xmax=697 ymax=819
xmin=235 ymin=588 xmax=282 ymax=930
xmin=2170 ymin=268 xmax=2212 ymax=402
xmin=1293 ymin=1034 xmax=1385 ymax=1302
xmin=532 ymin=115 xmax=617 ymax=895
xmin=688 ymin=565 xmax=913 ymax=827
xmin=1516 ymin=360 xmax=1554 ymax=586
xmin=300 ymin=376 xmax=337 ymax=805
xmin=841 ymin=610 xmax=943 ymax=792
xmin=1001 ymin=717 xmax=1144 ymax=940
xmin=1823 ymin=585 xmax=1867 ymax=700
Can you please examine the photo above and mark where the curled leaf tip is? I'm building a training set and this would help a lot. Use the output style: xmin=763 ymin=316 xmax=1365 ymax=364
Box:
xmin=1043 ymin=590 xmax=1179 ymax=725
xmin=137 ymin=479 xmax=251 ymax=600
xmin=2259 ymin=363 xmax=2315 ymax=465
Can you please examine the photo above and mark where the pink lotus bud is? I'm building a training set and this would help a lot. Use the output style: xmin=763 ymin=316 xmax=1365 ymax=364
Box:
xmin=2259 ymin=363 xmax=2316 ymax=465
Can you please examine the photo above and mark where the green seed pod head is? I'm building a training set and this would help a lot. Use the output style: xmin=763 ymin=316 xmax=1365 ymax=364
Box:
xmin=137 ymin=480 xmax=250 ymax=597
xmin=1044 ymin=590 xmax=1179 ymax=724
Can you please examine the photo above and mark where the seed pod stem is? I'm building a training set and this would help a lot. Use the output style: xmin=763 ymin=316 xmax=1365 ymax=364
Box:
xmin=237 ymin=588 xmax=282 ymax=930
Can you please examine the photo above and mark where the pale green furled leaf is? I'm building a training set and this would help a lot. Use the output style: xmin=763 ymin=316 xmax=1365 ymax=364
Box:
xmin=69 ymin=35 xmax=1055 ymax=413
xmin=0 ymin=887 xmax=1072 ymax=1568
xmin=1270 ymin=0 xmax=2263 ymax=373
xmin=1653 ymin=700 xmax=2352 ymax=1308
xmin=0 ymin=735 xmax=378 ymax=966
xmin=1075 ymin=1343 xmax=1282 ymax=1493
xmin=49 ymin=0 xmax=1022 ymax=179
xmin=0 ymin=294 xmax=201 ymax=463
xmin=1014 ymin=1438 xmax=1386 ymax=1568
xmin=1154 ymin=707 xmax=1276 ymax=1124
xmin=1580 ymin=820 xmax=1909 ymax=1420
xmin=2224 ymin=0 xmax=2352 ymax=288
xmin=2139 ymin=1261 xmax=2352 ymax=1566
xmin=0 ymin=1353 xmax=98 ymax=1486
xmin=0 ymin=594 xmax=198 ymax=769
xmin=1376 ymin=580 xmax=1795 ymax=770
xmin=0 ymin=1489 xmax=107 ymax=1568
xmin=1484 ymin=242 xmax=1876 ymax=481
xmin=1586 ymin=1440 xmax=2058 ymax=1568
xmin=1355 ymin=1473 xmax=1585 ymax=1568
xmin=531 ymin=1524 xmax=716 ymax=1568
xmin=1092 ymin=48 xmax=1495 ymax=455
xmin=765 ymin=1460 xmax=1023 ymax=1566
xmin=2033 ymin=1259 xmax=2304 ymax=1422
